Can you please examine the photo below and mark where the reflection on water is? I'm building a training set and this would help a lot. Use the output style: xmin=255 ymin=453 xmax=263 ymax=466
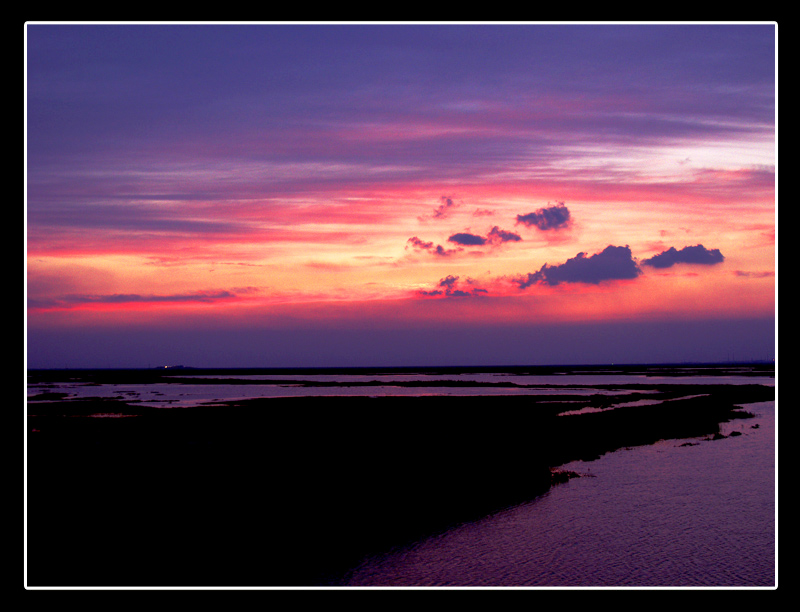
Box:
xmin=26 ymin=381 xmax=643 ymax=407
xmin=26 ymin=370 xmax=775 ymax=408
xmin=343 ymin=401 xmax=776 ymax=587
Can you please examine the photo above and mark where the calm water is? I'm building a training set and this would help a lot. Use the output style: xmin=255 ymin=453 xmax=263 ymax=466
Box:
xmin=342 ymin=399 xmax=776 ymax=588
xmin=26 ymin=369 xmax=776 ymax=408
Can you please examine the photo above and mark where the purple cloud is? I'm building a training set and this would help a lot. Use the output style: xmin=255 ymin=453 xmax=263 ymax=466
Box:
xmin=432 ymin=196 xmax=458 ymax=219
xmin=642 ymin=244 xmax=724 ymax=268
xmin=486 ymin=226 xmax=522 ymax=244
xmin=407 ymin=236 xmax=461 ymax=256
xmin=513 ymin=245 xmax=641 ymax=288
xmin=446 ymin=227 xmax=521 ymax=248
xmin=417 ymin=196 xmax=460 ymax=222
xmin=418 ymin=275 xmax=488 ymax=297
xmin=448 ymin=232 xmax=487 ymax=246
xmin=516 ymin=202 xmax=571 ymax=231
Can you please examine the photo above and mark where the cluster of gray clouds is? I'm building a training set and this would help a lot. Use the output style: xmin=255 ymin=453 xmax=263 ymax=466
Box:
xmin=409 ymin=200 xmax=571 ymax=257
xmin=410 ymin=200 xmax=725 ymax=297
xmin=418 ymin=275 xmax=489 ymax=298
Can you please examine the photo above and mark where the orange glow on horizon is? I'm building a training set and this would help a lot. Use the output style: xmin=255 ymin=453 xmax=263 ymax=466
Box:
xmin=26 ymin=24 xmax=776 ymax=362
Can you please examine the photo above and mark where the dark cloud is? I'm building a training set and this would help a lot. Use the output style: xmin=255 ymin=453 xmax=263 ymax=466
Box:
xmin=418 ymin=275 xmax=488 ymax=297
xmin=446 ymin=227 xmax=521 ymax=247
xmin=407 ymin=236 xmax=460 ymax=256
xmin=416 ymin=196 xmax=460 ymax=223
xmin=516 ymin=202 xmax=571 ymax=231
xmin=407 ymin=236 xmax=436 ymax=250
xmin=487 ymin=226 xmax=522 ymax=244
xmin=513 ymin=245 xmax=641 ymax=288
xmin=448 ymin=232 xmax=487 ymax=246
xmin=410 ymin=226 xmax=519 ymax=256
xmin=432 ymin=196 xmax=458 ymax=219
xmin=641 ymin=244 xmax=724 ymax=268
xmin=449 ymin=288 xmax=488 ymax=297
xmin=439 ymin=275 xmax=459 ymax=288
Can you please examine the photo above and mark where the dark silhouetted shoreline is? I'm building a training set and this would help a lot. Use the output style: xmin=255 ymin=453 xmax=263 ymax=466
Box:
xmin=26 ymin=368 xmax=774 ymax=587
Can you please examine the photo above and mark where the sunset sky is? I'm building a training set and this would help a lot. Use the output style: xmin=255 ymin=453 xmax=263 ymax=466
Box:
xmin=25 ymin=23 xmax=776 ymax=368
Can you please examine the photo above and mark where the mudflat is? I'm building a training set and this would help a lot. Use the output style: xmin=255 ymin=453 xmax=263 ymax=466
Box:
xmin=26 ymin=373 xmax=774 ymax=587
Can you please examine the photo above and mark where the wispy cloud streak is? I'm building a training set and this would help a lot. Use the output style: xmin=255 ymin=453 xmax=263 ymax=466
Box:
xmin=29 ymin=290 xmax=246 ymax=311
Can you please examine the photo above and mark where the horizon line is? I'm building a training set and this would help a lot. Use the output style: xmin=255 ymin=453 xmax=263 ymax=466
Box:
xmin=26 ymin=359 xmax=776 ymax=372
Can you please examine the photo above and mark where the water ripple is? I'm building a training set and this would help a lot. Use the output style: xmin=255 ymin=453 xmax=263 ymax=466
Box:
xmin=345 ymin=401 xmax=775 ymax=587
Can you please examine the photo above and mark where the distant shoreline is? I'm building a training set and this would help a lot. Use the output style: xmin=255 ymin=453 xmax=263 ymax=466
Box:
xmin=26 ymin=361 xmax=776 ymax=377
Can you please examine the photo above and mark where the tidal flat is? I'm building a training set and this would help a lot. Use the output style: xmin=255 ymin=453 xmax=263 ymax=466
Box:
xmin=25 ymin=365 xmax=775 ymax=587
